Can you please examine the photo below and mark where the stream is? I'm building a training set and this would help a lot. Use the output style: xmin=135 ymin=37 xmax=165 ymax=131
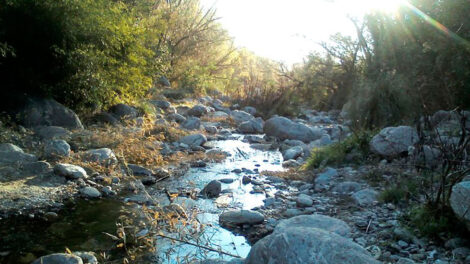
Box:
xmin=0 ymin=134 xmax=286 ymax=263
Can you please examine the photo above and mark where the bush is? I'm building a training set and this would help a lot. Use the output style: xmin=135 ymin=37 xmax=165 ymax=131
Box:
xmin=305 ymin=130 xmax=374 ymax=169
xmin=407 ymin=205 xmax=468 ymax=238
xmin=0 ymin=0 xmax=155 ymax=111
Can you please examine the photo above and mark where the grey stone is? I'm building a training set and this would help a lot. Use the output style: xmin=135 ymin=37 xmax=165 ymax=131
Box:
xmin=22 ymin=161 xmax=51 ymax=174
xmin=128 ymin=164 xmax=153 ymax=176
xmin=275 ymin=214 xmax=351 ymax=237
xmin=35 ymin=126 xmax=71 ymax=139
xmin=238 ymin=117 xmax=264 ymax=134
xmin=168 ymin=113 xmax=186 ymax=123
xmin=90 ymin=112 xmax=120 ymax=126
xmin=181 ymin=117 xmax=201 ymax=130
xmin=219 ymin=210 xmax=264 ymax=226
xmin=83 ymin=148 xmax=117 ymax=165
xmin=296 ymin=194 xmax=314 ymax=207
xmin=150 ymin=100 xmax=171 ymax=110
xmin=0 ymin=144 xmax=37 ymax=164
xmin=370 ymin=126 xmax=419 ymax=157
xmin=54 ymin=163 xmax=87 ymax=179
xmin=201 ymin=180 xmax=222 ymax=198
xmin=242 ymin=106 xmax=257 ymax=115
xmin=44 ymin=139 xmax=71 ymax=158
xmin=283 ymin=146 xmax=303 ymax=160
xmin=179 ymin=134 xmax=207 ymax=147
xmin=80 ymin=187 xmax=101 ymax=198
xmin=332 ymin=181 xmax=362 ymax=194
xmin=108 ymin=103 xmax=138 ymax=120
xmin=245 ymin=227 xmax=380 ymax=264
xmin=264 ymin=116 xmax=324 ymax=143
xmin=282 ymin=159 xmax=301 ymax=168
xmin=450 ymin=181 xmax=470 ymax=231
xmin=73 ymin=252 xmax=98 ymax=264
xmin=187 ymin=104 xmax=209 ymax=117
xmin=19 ymin=98 xmax=83 ymax=129
xmin=205 ymin=125 xmax=218 ymax=134
xmin=315 ymin=167 xmax=338 ymax=190
xmin=32 ymin=253 xmax=83 ymax=264
xmin=352 ymin=189 xmax=379 ymax=206
xmin=230 ymin=110 xmax=254 ymax=124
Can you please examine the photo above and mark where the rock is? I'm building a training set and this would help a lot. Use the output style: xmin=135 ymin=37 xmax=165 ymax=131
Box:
xmin=314 ymin=167 xmax=338 ymax=190
xmin=242 ymin=176 xmax=251 ymax=184
xmin=450 ymin=181 xmax=470 ymax=231
xmin=0 ymin=143 xmax=37 ymax=164
xmin=22 ymin=161 xmax=51 ymax=174
xmin=80 ymin=187 xmax=101 ymax=198
xmin=242 ymin=106 xmax=257 ymax=115
xmin=201 ymin=180 xmax=222 ymax=198
xmin=83 ymin=148 xmax=117 ymax=165
xmin=370 ymin=126 xmax=419 ymax=157
xmin=44 ymin=139 xmax=71 ymax=158
xmin=54 ymin=163 xmax=87 ymax=179
xmin=352 ymin=188 xmax=378 ymax=206
xmin=181 ymin=116 xmax=201 ymax=130
xmin=452 ymin=247 xmax=470 ymax=259
xmin=108 ymin=103 xmax=138 ymax=120
xmin=264 ymin=116 xmax=323 ymax=143
xmin=397 ymin=258 xmax=416 ymax=264
xmin=72 ymin=252 xmax=97 ymax=264
xmin=274 ymin=214 xmax=351 ymax=237
xmin=238 ymin=117 xmax=264 ymax=134
xmin=283 ymin=146 xmax=303 ymax=160
xmin=296 ymin=194 xmax=314 ymax=207
xmin=219 ymin=178 xmax=235 ymax=184
xmin=219 ymin=210 xmax=264 ymax=226
xmin=179 ymin=134 xmax=207 ymax=147
xmin=35 ymin=126 xmax=71 ymax=140
xmin=245 ymin=227 xmax=380 ymax=264
xmin=0 ymin=143 xmax=24 ymax=152
xmin=187 ymin=104 xmax=209 ymax=117
xmin=168 ymin=113 xmax=186 ymax=123
xmin=128 ymin=164 xmax=153 ymax=176
xmin=230 ymin=110 xmax=254 ymax=124
xmin=198 ymin=259 xmax=244 ymax=264
xmin=282 ymin=159 xmax=301 ymax=168
xmin=332 ymin=181 xmax=362 ymax=194
xmin=209 ymin=111 xmax=230 ymax=118
xmin=150 ymin=100 xmax=171 ymax=110
xmin=18 ymin=98 xmax=83 ymax=129
xmin=32 ymin=253 xmax=83 ymax=264
xmin=158 ymin=76 xmax=171 ymax=87
xmin=90 ymin=112 xmax=120 ymax=126
xmin=101 ymin=186 xmax=116 ymax=196
xmin=205 ymin=125 xmax=218 ymax=134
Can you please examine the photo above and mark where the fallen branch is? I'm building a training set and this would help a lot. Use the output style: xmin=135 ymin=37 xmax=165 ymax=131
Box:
xmin=156 ymin=233 xmax=241 ymax=258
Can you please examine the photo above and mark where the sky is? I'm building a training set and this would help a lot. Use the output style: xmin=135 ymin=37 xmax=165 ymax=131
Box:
xmin=200 ymin=0 xmax=404 ymax=65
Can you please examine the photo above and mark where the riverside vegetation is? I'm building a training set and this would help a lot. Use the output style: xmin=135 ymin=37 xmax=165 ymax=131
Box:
xmin=0 ymin=0 xmax=470 ymax=263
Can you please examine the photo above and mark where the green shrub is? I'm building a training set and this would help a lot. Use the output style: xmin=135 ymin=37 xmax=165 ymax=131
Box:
xmin=407 ymin=205 xmax=467 ymax=238
xmin=305 ymin=130 xmax=374 ymax=169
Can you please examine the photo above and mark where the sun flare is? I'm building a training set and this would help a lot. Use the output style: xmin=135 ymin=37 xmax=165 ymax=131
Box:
xmin=362 ymin=0 xmax=406 ymax=13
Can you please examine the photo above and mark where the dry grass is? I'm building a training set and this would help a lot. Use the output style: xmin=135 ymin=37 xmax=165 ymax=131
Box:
xmin=260 ymin=169 xmax=315 ymax=182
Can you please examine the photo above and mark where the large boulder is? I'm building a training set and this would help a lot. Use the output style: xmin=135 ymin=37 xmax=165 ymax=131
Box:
xmin=90 ymin=112 xmax=120 ymax=126
xmin=242 ymin=106 xmax=257 ymax=115
xmin=245 ymin=227 xmax=380 ymax=264
xmin=370 ymin=126 xmax=419 ymax=157
xmin=181 ymin=117 xmax=201 ymax=130
xmin=18 ymin=98 xmax=83 ymax=129
xmin=238 ymin=117 xmax=264 ymax=134
xmin=108 ymin=104 xmax=138 ymax=120
xmin=32 ymin=253 xmax=83 ymax=264
xmin=187 ymin=104 xmax=210 ymax=117
xmin=230 ymin=110 xmax=254 ymax=124
xmin=219 ymin=210 xmax=264 ymax=226
xmin=450 ymin=181 xmax=470 ymax=231
xmin=179 ymin=134 xmax=207 ymax=147
xmin=168 ymin=113 xmax=186 ymax=124
xmin=264 ymin=116 xmax=323 ymax=143
xmin=274 ymin=214 xmax=351 ymax=237
xmin=352 ymin=188 xmax=379 ymax=206
xmin=0 ymin=143 xmax=37 ymax=164
xmin=283 ymin=146 xmax=304 ymax=160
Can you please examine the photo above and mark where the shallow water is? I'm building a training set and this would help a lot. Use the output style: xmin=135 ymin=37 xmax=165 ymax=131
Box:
xmin=154 ymin=135 xmax=285 ymax=263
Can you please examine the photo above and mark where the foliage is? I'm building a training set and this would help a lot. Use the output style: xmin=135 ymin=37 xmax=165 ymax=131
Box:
xmin=305 ymin=130 xmax=374 ymax=169
xmin=407 ymin=205 xmax=467 ymax=238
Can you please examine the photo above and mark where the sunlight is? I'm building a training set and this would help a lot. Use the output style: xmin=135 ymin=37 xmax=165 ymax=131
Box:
xmin=351 ymin=0 xmax=406 ymax=14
